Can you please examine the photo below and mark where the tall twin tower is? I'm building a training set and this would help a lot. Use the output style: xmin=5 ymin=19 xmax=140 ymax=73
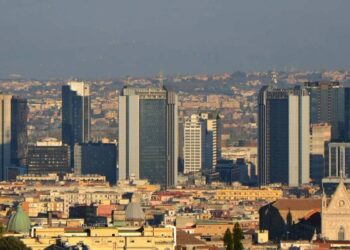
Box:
xmin=118 ymin=86 xmax=178 ymax=188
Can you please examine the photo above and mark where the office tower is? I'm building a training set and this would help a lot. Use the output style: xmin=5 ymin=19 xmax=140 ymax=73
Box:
xmin=74 ymin=142 xmax=118 ymax=184
xmin=200 ymin=111 xmax=221 ymax=170
xmin=62 ymin=81 xmax=91 ymax=146
xmin=27 ymin=138 xmax=71 ymax=174
xmin=0 ymin=94 xmax=28 ymax=181
xmin=178 ymin=119 xmax=184 ymax=173
xmin=304 ymin=82 xmax=345 ymax=140
xmin=183 ymin=114 xmax=206 ymax=174
xmin=258 ymin=86 xmax=310 ymax=186
xmin=118 ymin=86 xmax=178 ymax=187
xmin=11 ymin=97 xmax=28 ymax=166
xmin=325 ymin=142 xmax=350 ymax=178
xmin=310 ymin=123 xmax=331 ymax=184
xmin=345 ymin=88 xmax=350 ymax=141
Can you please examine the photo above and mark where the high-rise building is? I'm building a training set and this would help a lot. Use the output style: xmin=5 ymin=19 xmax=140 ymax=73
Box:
xmin=27 ymin=138 xmax=71 ymax=175
xmin=325 ymin=142 xmax=350 ymax=178
xmin=258 ymin=86 xmax=310 ymax=186
xmin=183 ymin=114 xmax=206 ymax=174
xmin=118 ymin=86 xmax=178 ymax=187
xmin=74 ymin=142 xmax=118 ymax=184
xmin=11 ymin=97 xmax=28 ymax=167
xmin=304 ymin=82 xmax=345 ymax=140
xmin=310 ymin=123 xmax=331 ymax=184
xmin=62 ymin=81 xmax=91 ymax=146
xmin=200 ymin=111 xmax=221 ymax=169
xmin=0 ymin=94 xmax=28 ymax=181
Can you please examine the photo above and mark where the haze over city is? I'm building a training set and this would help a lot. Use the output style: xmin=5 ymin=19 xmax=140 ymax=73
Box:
xmin=1 ymin=0 xmax=350 ymax=79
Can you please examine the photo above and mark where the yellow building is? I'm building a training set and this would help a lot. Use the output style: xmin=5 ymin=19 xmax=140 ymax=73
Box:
xmin=21 ymin=226 xmax=175 ymax=250
xmin=215 ymin=188 xmax=283 ymax=202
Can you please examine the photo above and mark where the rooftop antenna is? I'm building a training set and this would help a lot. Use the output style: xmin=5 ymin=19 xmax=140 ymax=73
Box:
xmin=158 ymin=70 xmax=165 ymax=88
xmin=269 ymin=70 xmax=278 ymax=89
xmin=125 ymin=75 xmax=131 ymax=87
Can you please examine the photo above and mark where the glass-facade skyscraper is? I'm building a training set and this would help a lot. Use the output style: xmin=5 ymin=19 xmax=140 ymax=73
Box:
xmin=304 ymin=81 xmax=345 ymax=141
xmin=0 ymin=95 xmax=28 ymax=181
xmin=118 ymin=86 xmax=178 ymax=188
xmin=62 ymin=81 xmax=91 ymax=146
xmin=258 ymin=86 xmax=310 ymax=186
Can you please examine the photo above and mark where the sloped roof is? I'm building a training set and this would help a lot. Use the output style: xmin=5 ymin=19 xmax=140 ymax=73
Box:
xmin=272 ymin=199 xmax=321 ymax=211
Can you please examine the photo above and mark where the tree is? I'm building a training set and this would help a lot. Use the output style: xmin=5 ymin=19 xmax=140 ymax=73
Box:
xmin=0 ymin=236 xmax=31 ymax=250
xmin=233 ymin=222 xmax=244 ymax=250
xmin=223 ymin=228 xmax=234 ymax=250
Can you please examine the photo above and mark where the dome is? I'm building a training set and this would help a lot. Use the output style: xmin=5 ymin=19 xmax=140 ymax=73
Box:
xmin=7 ymin=204 xmax=31 ymax=234
xmin=125 ymin=202 xmax=145 ymax=221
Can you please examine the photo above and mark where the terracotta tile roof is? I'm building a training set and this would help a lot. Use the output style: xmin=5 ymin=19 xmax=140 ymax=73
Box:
xmin=272 ymin=199 xmax=321 ymax=211
xmin=176 ymin=230 xmax=207 ymax=246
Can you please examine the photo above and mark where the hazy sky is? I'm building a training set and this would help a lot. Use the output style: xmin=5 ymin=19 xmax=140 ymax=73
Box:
xmin=1 ymin=0 xmax=350 ymax=79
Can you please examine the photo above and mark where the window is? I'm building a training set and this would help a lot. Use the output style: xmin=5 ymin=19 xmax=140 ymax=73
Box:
xmin=338 ymin=226 xmax=345 ymax=241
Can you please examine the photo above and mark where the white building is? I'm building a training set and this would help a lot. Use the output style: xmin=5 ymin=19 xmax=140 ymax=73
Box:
xmin=183 ymin=114 xmax=206 ymax=174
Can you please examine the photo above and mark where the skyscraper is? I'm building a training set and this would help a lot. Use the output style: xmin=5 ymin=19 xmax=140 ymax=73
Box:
xmin=183 ymin=114 xmax=206 ymax=174
xmin=118 ymin=86 xmax=178 ymax=187
xmin=62 ymin=81 xmax=91 ymax=146
xmin=0 ymin=94 xmax=28 ymax=181
xmin=200 ymin=111 xmax=221 ymax=169
xmin=304 ymin=81 xmax=345 ymax=140
xmin=258 ymin=86 xmax=310 ymax=186
xmin=310 ymin=123 xmax=331 ymax=184
xmin=325 ymin=142 xmax=350 ymax=178
xmin=11 ymin=97 xmax=28 ymax=167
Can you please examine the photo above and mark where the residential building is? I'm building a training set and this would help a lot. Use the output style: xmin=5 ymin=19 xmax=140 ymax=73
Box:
xmin=118 ymin=86 xmax=178 ymax=187
xmin=258 ymin=86 xmax=310 ymax=186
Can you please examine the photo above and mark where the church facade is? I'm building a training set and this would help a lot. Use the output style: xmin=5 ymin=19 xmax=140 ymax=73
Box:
xmin=322 ymin=180 xmax=350 ymax=240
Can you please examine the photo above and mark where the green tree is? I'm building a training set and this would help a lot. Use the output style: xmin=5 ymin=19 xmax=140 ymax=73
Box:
xmin=223 ymin=228 xmax=234 ymax=250
xmin=233 ymin=222 xmax=244 ymax=250
xmin=0 ymin=236 xmax=31 ymax=250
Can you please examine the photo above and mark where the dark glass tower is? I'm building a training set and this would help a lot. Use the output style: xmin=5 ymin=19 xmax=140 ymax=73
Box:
xmin=11 ymin=97 xmax=28 ymax=166
xmin=119 ymin=86 xmax=178 ymax=188
xmin=62 ymin=81 xmax=91 ymax=146
xmin=304 ymin=81 xmax=345 ymax=141
xmin=258 ymin=86 xmax=310 ymax=186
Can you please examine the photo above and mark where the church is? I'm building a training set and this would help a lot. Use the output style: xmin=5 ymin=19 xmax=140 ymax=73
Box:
xmin=322 ymin=179 xmax=350 ymax=241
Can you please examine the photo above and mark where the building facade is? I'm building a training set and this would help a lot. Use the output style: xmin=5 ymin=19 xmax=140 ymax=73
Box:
xmin=258 ymin=86 xmax=310 ymax=186
xmin=200 ymin=111 xmax=221 ymax=170
xmin=304 ymin=81 xmax=345 ymax=140
xmin=322 ymin=180 xmax=350 ymax=241
xmin=310 ymin=123 xmax=331 ymax=184
xmin=74 ymin=142 xmax=118 ymax=184
xmin=62 ymin=81 xmax=91 ymax=146
xmin=118 ymin=86 xmax=178 ymax=187
xmin=183 ymin=114 xmax=206 ymax=174
xmin=0 ymin=95 xmax=28 ymax=181
xmin=27 ymin=139 xmax=71 ymax=175
xmin=325 ymin=142 xmax=350 ymax=178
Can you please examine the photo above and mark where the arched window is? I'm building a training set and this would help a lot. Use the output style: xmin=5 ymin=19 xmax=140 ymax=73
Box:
xmin=338 ymin=226 xmax=345 ymax=241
